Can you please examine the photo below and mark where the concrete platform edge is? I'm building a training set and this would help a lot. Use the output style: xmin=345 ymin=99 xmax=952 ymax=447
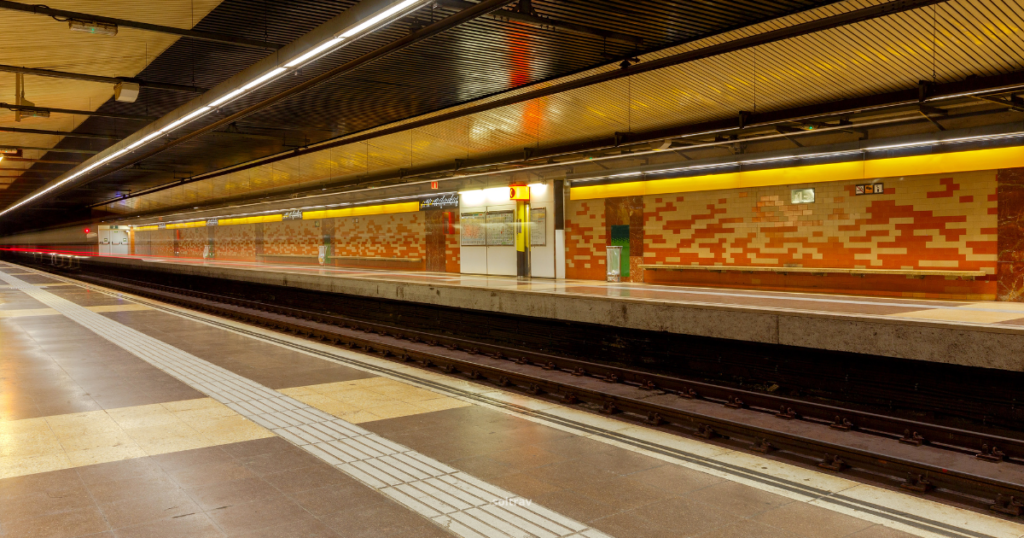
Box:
xmin=49 ymin=257 xmax=1024 ymax=371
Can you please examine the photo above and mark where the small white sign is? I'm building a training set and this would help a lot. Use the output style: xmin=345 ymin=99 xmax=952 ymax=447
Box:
xmin=791 ymin=188 xmax=815 ymax=204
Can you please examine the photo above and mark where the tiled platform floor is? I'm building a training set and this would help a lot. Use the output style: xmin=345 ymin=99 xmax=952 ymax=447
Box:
xmin=1 ymin=261 xmax=1021 ymax=538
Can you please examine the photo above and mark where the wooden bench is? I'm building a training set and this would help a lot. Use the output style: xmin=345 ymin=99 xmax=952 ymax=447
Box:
xmin=640 ymin=265 xmax=986 ymax=280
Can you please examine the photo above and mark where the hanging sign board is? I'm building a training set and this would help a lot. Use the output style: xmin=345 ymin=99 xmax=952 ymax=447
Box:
xmin=0 ymin=148 xmax=23 ymax=157
xmin=419 ymin=192 xmax=459 ymax=210
xmin=509 ymin=185 xmax=530 ymax=201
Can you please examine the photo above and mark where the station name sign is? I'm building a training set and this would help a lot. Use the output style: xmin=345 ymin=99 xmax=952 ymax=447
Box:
xmin=419 ymin=193 xmax=459 ymax=210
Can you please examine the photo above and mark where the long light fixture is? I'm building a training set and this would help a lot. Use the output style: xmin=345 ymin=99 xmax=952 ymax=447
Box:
xmin=571 ymin=130 xmax=1024 ymax=184
xmin=0 ymin=0 xmax=430 ymax=219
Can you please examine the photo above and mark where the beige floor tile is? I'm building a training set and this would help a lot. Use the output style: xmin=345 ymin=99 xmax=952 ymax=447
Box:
xmin=107 ymin=405 xmax=181 ymax=429
xmin=335 ymin=410 xmax=383 ymax=424
xmin=320 ymin=388 xmax=393 ymax=405
xmin=0 ymin=433 xmax=63 ymax=458
xmin=360 ymin=401 xmax=431 ymax=420
xmin=86 ymin=304 xmax=152 ymax=313
xmin=0 ymin=452 xmax=72 ymax=479
xmin=173 ymin=405 xmax=237 ymax=425
xmin=124 ymin=422 xmax=202 ymax=443
xmin=0 ymin=308 xmax=58 ymax=318
xmin=65 ymin=444 xmax=147 ymax=466
xmin=58 ymin=431 xmax=137 ymax=452
xmin=278 ymin=386 xmax=320 ymax=398
xmin=0 ymin=417 xmax=52 ymax=436
xmin=370 ymin=385 xmax=448 ymax=402
xmin=161 ymin=398 xmax=223 ymax=412
xmin=412 ymin=398 xmax=472 ymax=413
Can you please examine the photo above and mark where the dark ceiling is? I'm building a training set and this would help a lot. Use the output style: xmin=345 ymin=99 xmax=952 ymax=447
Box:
xmin=1 ymin=0 xmax=839 ymax=234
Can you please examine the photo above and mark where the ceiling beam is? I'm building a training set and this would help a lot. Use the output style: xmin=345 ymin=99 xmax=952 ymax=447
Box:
xmin=0 ymin=126 xmax=124 ymax=140
xmin=0 ymin=145 xmax=99 ymax=154
xmin=1 ymin=158 xmax=81 ymax=164
xmin=972 ymin=95 xmax=1024 ymax=113
xmin=0 ymin=64 xmax=207 ymax=93
xmin=0 ymin=103 xmax=157 ymax=121
xmin=0 ymin=0 xmax=281 ymax=51
xmin=435 ymin=0 xmax=644 ymax=45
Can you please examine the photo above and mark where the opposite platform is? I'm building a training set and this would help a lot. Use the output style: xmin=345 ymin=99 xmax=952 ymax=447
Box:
xmin=9 ymin=252 xmax=1024 ymax=372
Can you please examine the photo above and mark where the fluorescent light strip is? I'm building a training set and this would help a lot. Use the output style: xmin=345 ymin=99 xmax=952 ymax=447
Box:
xmin=208 ymin=88 xmax=245 ymax=108
xmin=159 ymin=107 xmax=211 ymax=133
xmin=340 ymin=0 xmax=423 ymax=38
xmin=241 ymin=67 xmax=286 ymax=91
xmin=285 ymin=37 xmax=345 ymax=68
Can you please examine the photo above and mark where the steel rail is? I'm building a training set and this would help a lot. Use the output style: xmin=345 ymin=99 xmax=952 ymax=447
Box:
xmin=34 ymin=264 xmax=1024 ymax=518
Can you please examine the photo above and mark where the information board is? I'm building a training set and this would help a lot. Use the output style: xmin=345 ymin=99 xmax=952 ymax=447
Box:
xmin=460 ymin=212 xmax=487 ymax=246
xmin=529 ymin=207 xmax=546 ymax=246
xmin=486 ymin=210 xmax=514 ymax=246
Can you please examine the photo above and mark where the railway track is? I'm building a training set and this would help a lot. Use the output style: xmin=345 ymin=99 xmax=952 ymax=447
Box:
xmin=15 ymin=259 xmax=1024 ymax=519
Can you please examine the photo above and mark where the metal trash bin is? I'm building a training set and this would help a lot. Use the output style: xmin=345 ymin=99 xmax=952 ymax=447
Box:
xmin=606 ymin=246 xmax=622 ymax=282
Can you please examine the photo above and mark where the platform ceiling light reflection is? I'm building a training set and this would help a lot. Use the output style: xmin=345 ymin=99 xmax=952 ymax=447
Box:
xmin=0 ymin=0 xmax=431 ymax=220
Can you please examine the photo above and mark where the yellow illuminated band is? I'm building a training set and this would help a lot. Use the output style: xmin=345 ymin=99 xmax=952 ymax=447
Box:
xmin=570 ymin=146 xmax=1024 ymax=200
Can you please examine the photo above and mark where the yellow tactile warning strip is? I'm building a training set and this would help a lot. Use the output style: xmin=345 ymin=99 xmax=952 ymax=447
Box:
xmin=0 ymin=377 xmax=469 ymax=480
xmin=0 ymin=303 xmax=152 ymax=318
xmin=0 ymin=398 xmax=273 ymax=480
xmin=279 ymin=378 xmax=472 ymax=424
xmin=889 ymin=303 xmax=1024 ymax=324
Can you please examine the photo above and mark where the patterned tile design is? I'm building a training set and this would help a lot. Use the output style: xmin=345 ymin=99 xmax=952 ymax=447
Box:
xmin=177 ymin=228 xmax=207 ymax=258
xmin=214 ymin=223 xmax=256 ymax=260
xmin=567 ymin=170 xmax=1004 ymax=297
xmin=565 ymin=200 xmax=607 ymax=281
xmin=264 ymin=219 xmax=323 ymax=256
xmin=641 ymin=171 xmax=996 ymax=272
xmin=333 ymin=213 xmax=425 ymax=260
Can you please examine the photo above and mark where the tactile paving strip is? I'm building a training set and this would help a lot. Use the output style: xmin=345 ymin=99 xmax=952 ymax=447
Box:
xmin=0 ymin=271 xmax=610 ymax=538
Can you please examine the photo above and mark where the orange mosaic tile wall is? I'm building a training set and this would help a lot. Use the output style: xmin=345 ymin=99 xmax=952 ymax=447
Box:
xmin=567 ymin=170 xmax=1001 ymax=298
xmin=565 ymin=200 xmax=607 ymax=281
xmin=333 ymin=213 xmax=425 ymax=260
xmin=149 ymin=230 xmax=175 ymax=257
xmin=445 ymin=211 xmax=461 ymax=273
xmin=214 ymin=224 xmax=256 ymax=260
xmin=263 ymin=219 xmax=322 ymax=256
xmin=643 ymin=170 xmax=996 ymax=272
xmin=177 ymin=228 xmax=207 ymax=258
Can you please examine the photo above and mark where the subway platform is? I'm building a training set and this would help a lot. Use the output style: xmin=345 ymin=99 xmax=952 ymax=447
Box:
xmin=30 ymin=252 xmax=1024 ymax=372
xmin=2 ymin=259 xmax=1024 ymax=538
